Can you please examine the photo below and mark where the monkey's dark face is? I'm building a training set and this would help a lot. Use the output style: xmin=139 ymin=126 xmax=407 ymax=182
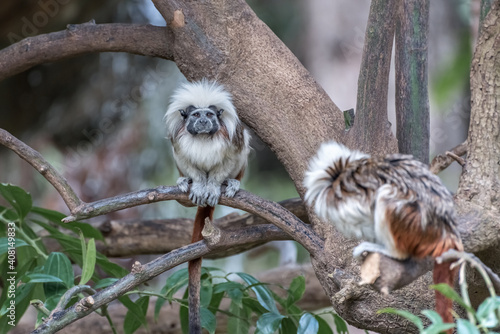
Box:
xmin=180 ymin=105 xmax=224 ymax=136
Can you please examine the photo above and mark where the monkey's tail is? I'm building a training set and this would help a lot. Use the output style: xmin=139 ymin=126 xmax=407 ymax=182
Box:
xmin=188 ymin=206 xmax=214 ymax=334
xmin=433 ymin=237 xmax=463 ymax=333
xmin=433 ymin=261 xmax=456 ymax=325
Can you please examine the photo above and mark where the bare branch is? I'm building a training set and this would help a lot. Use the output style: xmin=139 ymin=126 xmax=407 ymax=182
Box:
xmin=31 ymin=223 xmax=286 ymax=334
xmin=0 ymin=23 xmax=172 ymax=82
xmin=429 ymin=141 xmax=467 ymax=174
xmin=0 ymin=128 xmax=82 ymax=210
xmin=70 ymin=198 xmax=305 ymax=257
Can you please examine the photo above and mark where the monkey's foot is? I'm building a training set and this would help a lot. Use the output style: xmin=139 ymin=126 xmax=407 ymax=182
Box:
xmin=353 ymin=242 xmax=390 ymax=259
xmin=189 ymin=182 xmax=209 ymax=207
xmin=176 ymin=177 xmax=191 ymax=193
xmin=353 ymin=242 xmax=407 ymax=260
xmin=224 ymin=179 xmax=240 ymax=198
xmin=205 ymin=182 xmax=221 ymax=207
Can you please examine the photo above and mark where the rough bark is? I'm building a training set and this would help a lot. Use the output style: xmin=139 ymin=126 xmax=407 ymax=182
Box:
xmin=455 ymin=0 xmax=500 ymax=307
xmin=395 ymin=0 xmax=430 ymax=163
xmin=349 ymin=0 xmax=399 ymax=155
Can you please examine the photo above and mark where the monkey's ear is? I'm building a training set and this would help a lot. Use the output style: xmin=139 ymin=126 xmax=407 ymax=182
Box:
xmin=179 ymin=109 xmax=187 ymax=118
xmin=217 ymin=109 xmax=224 ymax=117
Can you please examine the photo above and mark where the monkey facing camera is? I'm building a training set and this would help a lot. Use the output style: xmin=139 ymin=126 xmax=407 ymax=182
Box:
xmin=164 ymin=79 xmax=251 ymax=333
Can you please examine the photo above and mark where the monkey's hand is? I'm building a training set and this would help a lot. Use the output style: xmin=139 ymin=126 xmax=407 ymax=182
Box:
xmin=177 ymin=177 xmax=191 ymax=193
xmin=224 ymin=179 xmax=240 ymax=198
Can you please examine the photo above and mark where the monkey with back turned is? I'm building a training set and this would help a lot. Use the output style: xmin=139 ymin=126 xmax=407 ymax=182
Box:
xmin=304 ymin=141 xmax=463 ymax=332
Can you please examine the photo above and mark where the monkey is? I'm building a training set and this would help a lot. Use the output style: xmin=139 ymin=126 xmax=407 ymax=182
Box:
xmin=164 ymin=79 xmax=250 ymax=333
xmin=303 ymin=141 xmax=463 ymax=329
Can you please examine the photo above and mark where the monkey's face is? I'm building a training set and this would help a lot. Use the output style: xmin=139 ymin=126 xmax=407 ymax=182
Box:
xmin=180 ymin=105 xmax=223 ymax=136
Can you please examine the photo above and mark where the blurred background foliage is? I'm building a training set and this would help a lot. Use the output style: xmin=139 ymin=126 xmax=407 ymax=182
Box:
xmin=0 ymin=0 xmax=477 ymax=332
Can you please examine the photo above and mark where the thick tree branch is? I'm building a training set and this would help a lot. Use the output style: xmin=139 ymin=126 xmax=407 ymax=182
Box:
xmin=395 ymin=0 xmax=430 ymax=163
xmin=0 ymin=22 xmax=172 ymax=82
xmin=348 ymin=0 xmax=399 ymax=155
xmin=31 ymin=223 xmax=285 ymax=334
xmin=91 ymin=198 xmax=306 ymax=257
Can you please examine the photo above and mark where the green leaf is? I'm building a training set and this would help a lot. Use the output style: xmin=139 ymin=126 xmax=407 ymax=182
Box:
xmin=25 ymin=273 xmax=64 ymax=284
xmin=154 ymin=296 xmax=167 ymax=322
xmin=227 ymin=300 xmax=250 ymax=334
xmin=45 ymin=252 xmax=74 ymax=288
xmin=456 ymin=319 xmax=480 ymax=334
xmin=214 ymin=281 xmax=246 ymax=294
xmin=208 ymin=291 xmax=224 ymax=312
xmin=476 ymin=296 xmax=500 ymax=328
xmin=242 ymin=297 xmax=268 ymax=316
xmin=431 ymin=283 xmax=476 ymax=314
xmin=120 ymin=295 xmax=149 ymax=334
xmin=422 ymin=310 xmax=444 ymax=324
xmin=315 ymin=315 xmax=334 ymax=334
xmin=286 ymin=275 xmax=306 ymax=307
xmin=0 ymin=184 xmax=32 ymax=219
xmin=80 ymin=238 xmax=96 ymax=285
xmin=227 ymin=288 xmax=244 ymax=307
xmin=378 ymin=308 xmax=424 ymax=331
xmin=237 ymin=272 xmax=279 ymax=314
xmin=332 ymin=314 xmax=348 ymax=334
xmin=31 ymin=207 xmax=104 ymax=241
xmin=94 ymin=278 xmax=119 ymax=289
xmin=200 ymin=307 xmax=216 ymax=334
xmin=164 ymin=268 xmax=190 ymax=299
xmin=180 ymin=287 xmax=189 ymax=334
xmin=297 ymin=313 xmax=319 ymax=334
xmin=200 ymin=275 xmax=213 ymax=308
xmin=0 ymin=238 xmax=30 ymax=255
xmin=123 ymin=296 xmax=149 ymax=334
xmin=280 ymin=317 xmax=298 ymax=334
xmin=256 ymin=312 xmax=285 ymax=334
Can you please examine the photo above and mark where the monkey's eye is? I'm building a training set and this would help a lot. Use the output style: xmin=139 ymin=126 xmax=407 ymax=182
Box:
xmin=193 ymin=112 xmax=200 ymax=118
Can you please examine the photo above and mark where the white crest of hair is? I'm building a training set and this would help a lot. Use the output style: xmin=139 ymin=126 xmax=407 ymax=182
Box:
xmin=304 ymin=141 xmax=371 ymax=234
xmin=165 ymin=79 xmax=239 ymax=140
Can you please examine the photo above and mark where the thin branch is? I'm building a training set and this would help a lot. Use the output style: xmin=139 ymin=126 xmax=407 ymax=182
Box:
xmin=0 ymin=127 xmax=322 ymax=256
xmin=0 ymin=128 xmax=82 ymax=210
xmin=429 ymin=141 xmax=467 ymax=174
xmin=438 ymin=250 xmax=500 ymax=295
xmin=30 ymin=224 xmax=287 ymax=334
xmin=0 ymin=23 xmax=172 ymax=82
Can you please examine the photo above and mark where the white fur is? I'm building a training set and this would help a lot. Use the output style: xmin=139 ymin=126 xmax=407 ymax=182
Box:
xmin=166 ymin=79 xmax=250 ymax=206
xmin=165 ymin=79 xmax=239 ymax=141
xmin=304 ymin=141 xmax=369 ymax=225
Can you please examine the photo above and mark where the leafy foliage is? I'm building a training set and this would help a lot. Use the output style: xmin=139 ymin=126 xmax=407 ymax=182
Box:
xmin=0 ymin=183 xmax=126 ymax=334
xmin=0 ymin=183 xmax=348 ymax=333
